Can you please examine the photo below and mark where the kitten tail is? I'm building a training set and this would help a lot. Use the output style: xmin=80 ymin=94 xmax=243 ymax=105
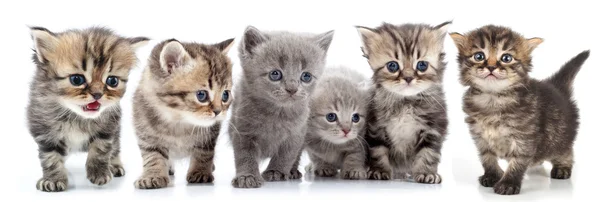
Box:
xmin=545 ymin=50 xmax=590 ymax=96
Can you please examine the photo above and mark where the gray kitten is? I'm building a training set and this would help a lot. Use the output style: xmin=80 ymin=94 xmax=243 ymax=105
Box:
xmin=304 ymin=67 xmax=370 ymax=180
xmin=133 ymin=38 xmax=234 ymax=189
xmin=230 ymin=26 xmax=334 ymax=188
xmin=27 ymin=27 xmax=148 ymax=192
xmin=356 ymin=22 xmax=451 ymax=184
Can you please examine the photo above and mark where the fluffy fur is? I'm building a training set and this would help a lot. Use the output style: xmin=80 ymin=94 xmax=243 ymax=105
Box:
xmin=357 ymin=22 xmax=450 ymax=183
xmin=133 ymin=38 xmax=235 ymax=189
xmin=27 ymin=27 xmax=148 ymax=192
xmin=450 ymin=25 xmax=589 ymax=195
xmin=230 ymin=26 xmax=334 ymax=188
xmin=304 ymin=67 xmax=370 ymax=180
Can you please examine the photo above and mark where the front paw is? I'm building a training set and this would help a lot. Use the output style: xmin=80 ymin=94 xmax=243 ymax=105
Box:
xmin=37 ymin=178 xmax=68 ymax=192
xmin=110 ymin=164 xmax=125 ymax=177
xmin=232 ymin=174 xmax=264 ymax=188
xmin=187 ymin=170 xmax=214 ymax=183
xmin=314 ymin=167 xmax=338 ymax=177
xmin=87 ymin=167 xmax=113 ymax=186
xmin=341 ymin=169 xmax=367 ymax=180
xmin=134 ymin=175 xmax=170 ymax=189
xmin=368 ymin=168 xmax=392 ymax=180
xmin=262 ymin=170 xmax=289 ymax=181
xmin=494 ymin=180 xmax=521 ymax=195
xmin=479 ymin=173 xmax=502 ymax=187
xmin=414 ymin=173 xmax=442 ymax=184
xmin=551 ymin=166 xmax=572 ymax=179
xmin=290 ymin=169 xmax=303 ymax=179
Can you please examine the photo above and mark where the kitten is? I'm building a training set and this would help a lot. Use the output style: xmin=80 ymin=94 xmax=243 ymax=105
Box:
xmin=356 ymin=22 xmax=451 ymax=184
xmin=230 ymin=26 xmax=334 ymax=188
xmin=450 ymin=25 xmax=589 ymax=195
xmin=27 ymin=27 xmax=148 ymax=192
xmin=133 ymin=38 xmax=234 ymax=189
xmin=304 ymin=67 xmax=370 ymax=180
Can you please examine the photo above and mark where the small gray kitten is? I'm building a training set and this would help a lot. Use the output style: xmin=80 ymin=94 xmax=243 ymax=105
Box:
xmin=304 ymin=67 xmax=370 ymax=180
xmin=27 ymin=27 xmax=148 ymax=192
xmin=230 ymin=26 xmax=334 ymax=188
xmin=356 ymin=22 xmax=451 ymax=184
xmin=133 ymin=38 xmax=234 ymax=189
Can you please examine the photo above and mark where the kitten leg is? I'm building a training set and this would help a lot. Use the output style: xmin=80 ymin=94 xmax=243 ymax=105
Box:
xmin=307 ymin=153 xmax=338 ymax=177
xmin=134 ymin=147 xmax=170 ymax=189
xmin=411 ymin=131 xmax=443 ymax=184
xmin=109 ymin=136 xmax=125 ymax=177
xmin=231 ymin=135 xmax=263 ymax=188
xmin=367 ymin=146 xmax=393 ymax=180
xmin=551 ymin=149 xmax=573 ymax=179
xmin=36 ymin=144 xmax=68 ymax=192
xmin=473 ymin=137 xmax=504 ymax=187
xmin=86 ymin=134 xmax=114 ymax=186
xmin=187 ymin=130 xmax=218 ymax=184
xmin=262 ymin=135 xmax=303 ymax=181
xmin=341 ymin=151 xmax=367 ymax=180
xmin=289 ymin=150 xmax=303 ymax=179
xmin=494 ymin=157 xmax=530 ymax=195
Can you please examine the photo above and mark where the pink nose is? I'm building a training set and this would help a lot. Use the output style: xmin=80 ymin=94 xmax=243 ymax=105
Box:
xmin=342 ymin=129 xmax=350 ymax=136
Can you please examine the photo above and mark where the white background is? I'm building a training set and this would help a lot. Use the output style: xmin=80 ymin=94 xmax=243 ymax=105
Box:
xmin=1 ymin=0 xmax=598 ymax=201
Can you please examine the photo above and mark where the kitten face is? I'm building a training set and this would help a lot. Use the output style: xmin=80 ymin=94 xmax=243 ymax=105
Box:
xmin=30 ymin=27 xmax=148 ymax=119
xmin=147 ymin=39 xmax=234 ymax=127
xmin=450 ymin=25 xmax=543 ymax=92
xmin=357 ymin=22 xmax=450 ymax=96
xmin=238 ymin=26 xmax=334 ymax=106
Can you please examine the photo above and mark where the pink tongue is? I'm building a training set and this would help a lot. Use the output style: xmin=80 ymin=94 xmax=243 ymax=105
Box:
xmin=87 ymin=101 xmax=100 ymax=110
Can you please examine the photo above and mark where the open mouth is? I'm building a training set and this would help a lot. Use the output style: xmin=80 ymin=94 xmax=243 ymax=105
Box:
xmin=82 ymin=101 xmax=101 ymax=112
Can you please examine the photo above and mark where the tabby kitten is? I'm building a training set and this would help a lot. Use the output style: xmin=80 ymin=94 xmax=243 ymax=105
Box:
xmin=356 ymin=22 xmax=451 ymax=184
xmin=133 ymin=38 xmax=234 ymax=189
xmin=450 ymin=25 xmax=589 ymax=195
xmin=304 ymin=67 xmax=370 ymax=180
xmin=27 ymin=27 xmax=148 ymax=192
xmin=230 ymin=26 xmax=334 ymax=188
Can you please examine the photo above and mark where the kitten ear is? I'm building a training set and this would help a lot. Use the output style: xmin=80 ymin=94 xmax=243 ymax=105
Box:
xmin=160 ymin=40 xmax=192 ymax=74
xmin=526 ymin=37 xmax=543 ymax=52
xmin=213 ymin=38 xmax=235 ymax=54
xmin=313 ymin=30 xmax=335 ymax=52
xmin=30 ymin=27 xmax=58 ymax=64
xmin=128 ymin=37 xmax=150 ymax=50
xmin=241 ymin=26 xmax=268 ymax=56
xmin=355 ymin=26 xmax=378 ymax=56
xmin=434 ymin=21 xmax=452 ymax=39
xmin=449 ymin=32 xmax=467 ymax=51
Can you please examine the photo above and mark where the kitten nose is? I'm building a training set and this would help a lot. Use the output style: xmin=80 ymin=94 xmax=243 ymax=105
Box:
xmin=213 ymin=109 xmax=222 ymax=116
xmin=404 ymin=77 xmax=414 ymax=83
xmin=487 ymin=66 xmax=497 ymax=72
xmin=286 ymin=88 xmax=298 ymax=95
xmin=91 ymin=93 xmax=103 ymax=100
xmin=342 ymin=129 xmax=350 ymax=136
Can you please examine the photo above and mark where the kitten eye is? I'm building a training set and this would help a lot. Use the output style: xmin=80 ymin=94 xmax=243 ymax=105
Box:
xmin=386 ymin=61 xmax=400 ymax=73
xmin=326 ymin=113 xmax=337 ymax=122
xmin=196 ymin=90 xmax=209 ymax=102
xmin=352 ymin=113 xmax=360 ymax=123
xmin=473 ymin=52 xmax=485 ymax=61
xmin=106 ymin=76 xmax=119 ymax=87
xmin=269 ymin=70 xmax=283 ymax=81
xmin=69 ymin=74 xmax=86 ymax=86
xmin=222 ymin=90 xmax=230 ymax=102
xmin=416 ymin=61 xmax=428 ymax=72
xmin=501 ymin=54 xmax=513 ymax=63
xmin=300 ymin=72 xmax=312 ymax=83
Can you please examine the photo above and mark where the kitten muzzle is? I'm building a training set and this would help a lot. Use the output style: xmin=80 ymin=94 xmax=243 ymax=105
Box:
xmin=83 ymin=101 xmax=101 ymax=112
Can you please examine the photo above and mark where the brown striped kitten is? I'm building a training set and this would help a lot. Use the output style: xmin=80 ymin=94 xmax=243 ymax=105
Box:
xmin=133 ymin=38 xmax=234 ymax=189
xmin=356 ymin=22 xmax=450 ymax=184
xmin=27 ymin=27 xmax=148 ymax=192
xmin=450 ymin=25 xmax=589 ymax=195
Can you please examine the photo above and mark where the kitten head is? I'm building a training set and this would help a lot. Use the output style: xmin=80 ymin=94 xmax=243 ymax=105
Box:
xmin=357 ymin=22 xmax=450 ymax=96
xmin=144 ymin=38 xmax=234 ymax=127
xmin=450 ymin=25 xmax=543 ymax=92
xmin=238 ymin=26 xmax=334 ymax=106
xmin=30 ymin=26 xmax=149 ymax=119
xmin=309 ymin=68 xmax=369 ymax=144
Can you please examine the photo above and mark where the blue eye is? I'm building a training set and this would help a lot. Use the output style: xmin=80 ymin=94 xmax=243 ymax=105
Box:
xmin=386 ymin=61 xmax=399 ymax=73
xmin=326 ymin=113 xmax=337 ymax=122
xmin=300 ymin=72 xmax=312 ymax=83
xmin=106 ymin=76 xmax=119 ymax=87
xmin=501 ymin=54 xmax=513 ymax=63
xmin=196 ymin=90 xmax=209 ymax=102
xmin=352 ymin=113 xmax=360 ymax=123
xmin=473 ymin=52 xmax=485 ymax=61
xmin=69 ymin=74 xmax=86 ymax=86
xmin=269 ymin=70 xmax=282 ymax=81
xmin=416 ymin=61 xmax=428 ymax=72
xmin=222 ymin=90 xmax=230 ymax=102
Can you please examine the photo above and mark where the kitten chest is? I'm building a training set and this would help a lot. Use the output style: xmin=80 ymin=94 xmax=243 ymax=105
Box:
xmin=469 ymin=115 xmax=517 ymax=158
xmin=384 ymin=108 xmax=425 ymax=157
xmin=56 ymin=122 xmax=92 ymax=152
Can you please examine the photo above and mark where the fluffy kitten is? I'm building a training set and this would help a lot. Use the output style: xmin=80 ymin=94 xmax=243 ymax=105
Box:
xmin=133 ymin=38 xmax=234 ymax=189
xmin=450 ymin=25 xmax=589 ymax=195
xmin=27 ymin=27 xmax=148 ymax=192
xmin=304 ymin=67 xmax=370 ymax=180
xmin=356 ymin=22 xmax=451 ymax=184
xmin=230 ymin=26 xmax=334 ymax=188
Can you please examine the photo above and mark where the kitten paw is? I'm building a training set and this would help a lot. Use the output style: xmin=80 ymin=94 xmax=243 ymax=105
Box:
xmin=341 ymin=169 xmax=367 ymax=180
xmin=551 ymin=167 xmax=572 ymax=179
xmin=414 ymin=173 xmax=442 ymax=184
xmin=187 ymin=170 xmax=214 ymax=183
xmin=110 ymin=164 xmax=125 ymax=177
xmin=36 ymin=178 xmax=67 ymax=192
xmin=231 ymin=174 xmax=263 ymax=188
xmin=290 ymin=169 xmax=303 ymax=179
xmin=314 ymin=168 xmax=338 ymax=177
xmin=494 ymin=181 xmax=521 ymax=195
xmin=479 ymin=174 xmax=502 ymax=187
xmin=134 ymin=175 xmax=170 ymax=189
xmin=87 ymin=168 xmax=112 ymax=186
xmin=368 ymin=169 xmax=392 ymax=180
xmin=262 ymin=170 xmax=289 ymax=181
